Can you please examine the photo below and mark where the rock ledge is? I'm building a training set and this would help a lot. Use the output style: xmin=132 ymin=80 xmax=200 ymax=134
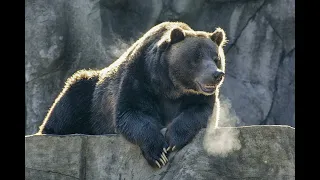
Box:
xmin=25 ymin=125 xmax=295 ymax=180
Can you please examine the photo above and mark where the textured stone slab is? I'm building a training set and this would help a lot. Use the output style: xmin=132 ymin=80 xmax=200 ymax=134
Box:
xmin=25 ymin=125 xmax=295 ymax=180
xmin=25 ymin=135 xmax=84 ymax=180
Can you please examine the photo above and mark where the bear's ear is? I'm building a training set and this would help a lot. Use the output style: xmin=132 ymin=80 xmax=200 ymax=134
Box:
xmin=170 ymin=28 xmax=185 ymax=44
xmin=210 ymin=27 xmax=227 ymax=47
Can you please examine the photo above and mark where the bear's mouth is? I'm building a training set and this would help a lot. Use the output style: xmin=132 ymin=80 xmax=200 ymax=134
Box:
xmin=197 ymin=82 xmax=216 ymax=94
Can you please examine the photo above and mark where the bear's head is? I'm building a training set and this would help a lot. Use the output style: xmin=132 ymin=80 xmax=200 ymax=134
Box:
xmin=159 ymin=26 xmax=227 ymax=96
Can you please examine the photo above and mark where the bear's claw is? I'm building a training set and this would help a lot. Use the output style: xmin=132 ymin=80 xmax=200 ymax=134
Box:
xmin=163 ymin=147 xmax=167 ymax=154
xmin=159 ymin=158 xmax=165 ymax=166
xmin=161 ymin=153 xmax=167 ymax=163
xmin=167 ymin=146 xmax=171 ymax=152
xmin=155 ymin=160 xmax=161 ymax=168
xmin=154 ymin=148 xmax=170 ymax=168
xmin=160 ymin=154 xmax=165 ymax=163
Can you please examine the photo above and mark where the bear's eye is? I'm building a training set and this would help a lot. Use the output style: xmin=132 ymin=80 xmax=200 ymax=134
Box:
xmin=213 ymin=57 xmax=219 ymax=63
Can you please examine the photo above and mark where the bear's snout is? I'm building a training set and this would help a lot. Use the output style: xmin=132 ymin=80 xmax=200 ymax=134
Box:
xmin=213 ymin=70 xmax=225 ymax=84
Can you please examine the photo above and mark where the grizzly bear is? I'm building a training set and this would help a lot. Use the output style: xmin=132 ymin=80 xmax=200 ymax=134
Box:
xmin=37 ymin=22 xmax=227 ymax=168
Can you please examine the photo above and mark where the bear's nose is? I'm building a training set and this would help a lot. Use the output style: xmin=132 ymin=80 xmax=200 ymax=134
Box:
xmin=213 ymin=71 xmax=225 ymax=82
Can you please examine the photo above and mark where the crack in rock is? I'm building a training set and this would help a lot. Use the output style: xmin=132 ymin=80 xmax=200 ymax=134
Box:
xmin=26 ymin=69 xmax=62 ymax=84
xmin=226 ymin=0 xmax=267 ymax=55
xmin=260 ymin=49 xmax=285 ymax=125
xmin=264 ymin=16 xmax=284 ymax=43
xmin=26 ymin=167 xmax=79 ymax=179
xmin=260 ymin=47 xmax=295 ymax=125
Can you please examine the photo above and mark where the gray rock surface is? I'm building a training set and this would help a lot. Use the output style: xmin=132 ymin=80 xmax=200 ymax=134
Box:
xmin=25 ymin=125 xmax=295 ymax=180
xmin=25 ymin=0 xmax=295 ymax=135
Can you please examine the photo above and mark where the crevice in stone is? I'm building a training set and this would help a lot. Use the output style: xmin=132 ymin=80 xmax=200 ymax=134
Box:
xmin=260 ymin=47 xmax=294 ymax=125
xmin=285 ymin=48 xmax=295 ymax=58
xmin=26 ymin=167 xmax=79 ymax=179
xmin=226 ymin=0 xmax=267 ymax=55
xmin=25 ymin=68 xmax=62 ymax=84
xmin=79 ymin=136 xmax=88 ymax=180
xmin=264 ymin=17 xmax=284 ymax=43
xmin=259 ymin=49 xmax=286 ymax=125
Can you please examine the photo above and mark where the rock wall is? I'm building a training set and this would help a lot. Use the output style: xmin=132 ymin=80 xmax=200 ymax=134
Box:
xmin=25 ymin=125 xmax=295 ymax=180
xmin=25 ymin=0 xmax=295 ymax=135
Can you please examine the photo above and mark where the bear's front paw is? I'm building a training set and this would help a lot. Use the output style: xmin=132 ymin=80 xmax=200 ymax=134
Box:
xmin=165 ymin=127 xmax=192 ymax=152
xmin=141 ymin=137 xmax=170 ymax=169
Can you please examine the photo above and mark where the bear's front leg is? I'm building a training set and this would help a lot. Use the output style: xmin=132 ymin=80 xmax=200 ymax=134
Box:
xmin=165 ymin=104 xmax=213 ymax=152
xmin=116 ymin=111 xmax=170 ymax=168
